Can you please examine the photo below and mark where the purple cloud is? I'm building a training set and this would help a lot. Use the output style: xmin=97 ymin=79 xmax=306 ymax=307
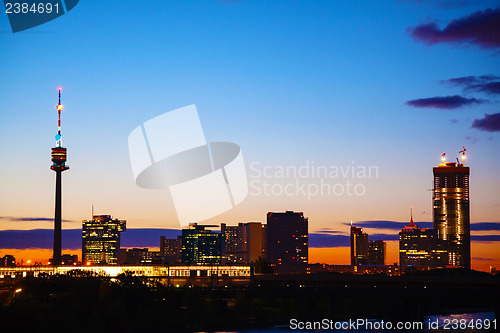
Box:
xmin=0 ymin=216 xmax=73 ymax=222
xmin=472 ymin=112 xmax=500 ymax=131
xmin=344 ymin=221 xmax=432 ymax=230
xmin=471 ymin=222 xmax=500 ymax=231
xmin=404 ymin=0 xmax=497 ymax=10
xmin=408 ymin=8 xmax=500 ymax=49
xmin=406 ymin=95 xmax=484 ymax=109
xmin=369 ymin=234 xmax=399 ymax=241
xmin=445 ymin=74 xmax=498 ymax=86
xmin=315 ymin=228 xmax=344 ymax=235
xmin=471 ymin=235 xmax=500 ymax=241
xmin=309 ymin=234 xmax=349 ymax=248
xmin=0 ymin=216 xmax=52 ymax=222
xmin=344 ymin=221 xmax=500 ymax=231
xmin=470 ymin=81 xmax=500 ymax=95
xmin=1 ymin=228 xmax=499 ymax=250
xmin=471 ymin=257 xmax=495 ymax=261
xmin=443 ymin=75 xmax=500 ymax=95
xmin=0 ymin=228 xmax=181 ymax=250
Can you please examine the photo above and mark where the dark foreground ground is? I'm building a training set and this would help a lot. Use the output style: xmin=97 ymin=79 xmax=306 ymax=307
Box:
xmin=0 ymin=269 xmax=498 ymax=332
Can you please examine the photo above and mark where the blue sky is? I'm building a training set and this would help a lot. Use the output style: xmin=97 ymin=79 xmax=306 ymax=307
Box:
xmin=0 ymin=0 xmax=499 ymax=234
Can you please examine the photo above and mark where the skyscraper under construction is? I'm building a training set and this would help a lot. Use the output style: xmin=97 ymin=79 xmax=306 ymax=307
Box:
xmin=433 ymin=148 xmax=470 ymax=269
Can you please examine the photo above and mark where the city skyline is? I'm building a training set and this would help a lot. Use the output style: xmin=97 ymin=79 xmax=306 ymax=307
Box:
xmin=0 ymin=207 xmax=497 ymax=271
xmin=1 ymin=1 xmax=499 ymax=271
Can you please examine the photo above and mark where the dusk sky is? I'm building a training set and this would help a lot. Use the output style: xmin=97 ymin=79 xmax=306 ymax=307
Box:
xmin=1 ymin=1 xmax=499 ymax=270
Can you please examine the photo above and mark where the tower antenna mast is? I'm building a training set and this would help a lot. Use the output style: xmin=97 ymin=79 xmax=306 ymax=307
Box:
xmin=55 ymin=87 xmax=64 ymax=147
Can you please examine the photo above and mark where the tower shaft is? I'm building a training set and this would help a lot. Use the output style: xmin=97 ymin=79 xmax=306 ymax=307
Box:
xmin=53 ymin=170 xmax=62 ymax=265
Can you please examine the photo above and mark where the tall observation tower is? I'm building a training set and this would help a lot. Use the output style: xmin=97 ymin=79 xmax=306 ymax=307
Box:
xmin=51 ymin=88 xmax=69 ymax=266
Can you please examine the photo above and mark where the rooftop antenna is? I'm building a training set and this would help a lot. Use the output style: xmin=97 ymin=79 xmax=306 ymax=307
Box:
xmin=91 ymin=204 xmax=94 ymax=218
xmin=459 ymin=145 xmax=466 ymax=166
xmin=441 ymin=152 xmax=446 ymax=165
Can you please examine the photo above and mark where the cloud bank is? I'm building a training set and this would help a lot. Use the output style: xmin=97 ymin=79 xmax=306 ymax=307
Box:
xmin=406 ymin=95 xmax=484 ymax=109
xmin=472 ymin=112 xmax=500 ymax=132
xmin=408 ymin=8 xmax=500 ymax=49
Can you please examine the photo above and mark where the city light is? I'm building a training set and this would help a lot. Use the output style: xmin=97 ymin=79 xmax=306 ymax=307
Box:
xmin=0 ymin=266 xmax=252 ymax=279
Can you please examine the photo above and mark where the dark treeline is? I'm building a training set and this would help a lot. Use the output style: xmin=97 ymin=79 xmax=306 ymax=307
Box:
xmin=0 ymin=269 xmax=498 ymax=332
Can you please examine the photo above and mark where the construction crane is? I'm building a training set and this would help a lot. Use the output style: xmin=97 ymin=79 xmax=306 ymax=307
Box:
xmin=459 ymin=145 xmax=466 ymax=165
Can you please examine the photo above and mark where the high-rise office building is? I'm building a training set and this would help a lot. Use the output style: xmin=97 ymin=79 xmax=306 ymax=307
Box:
xmin=221 ymin=222 xmax=266 ymax=264
xmin=368 ymin=240 xmax=385 ymax=265
xmin=350 ymin=224 xmax=369 ymax=266
xmin=160 ymin=236 xmax=182 ymax=265
xmin=399 ymin=209 xmax=447 ymax=268
xmin=82 ymin=215 xmax=126 ymax=265
xmin=267 ymin=211 xmax=308 ymax=273
xmin=181 ymin=223 xmax=222 ymax=265
xmin=433 ymin=150 xmax=470 ymax=268
xmin=221 ymin=223 xmax=245 ymax=264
